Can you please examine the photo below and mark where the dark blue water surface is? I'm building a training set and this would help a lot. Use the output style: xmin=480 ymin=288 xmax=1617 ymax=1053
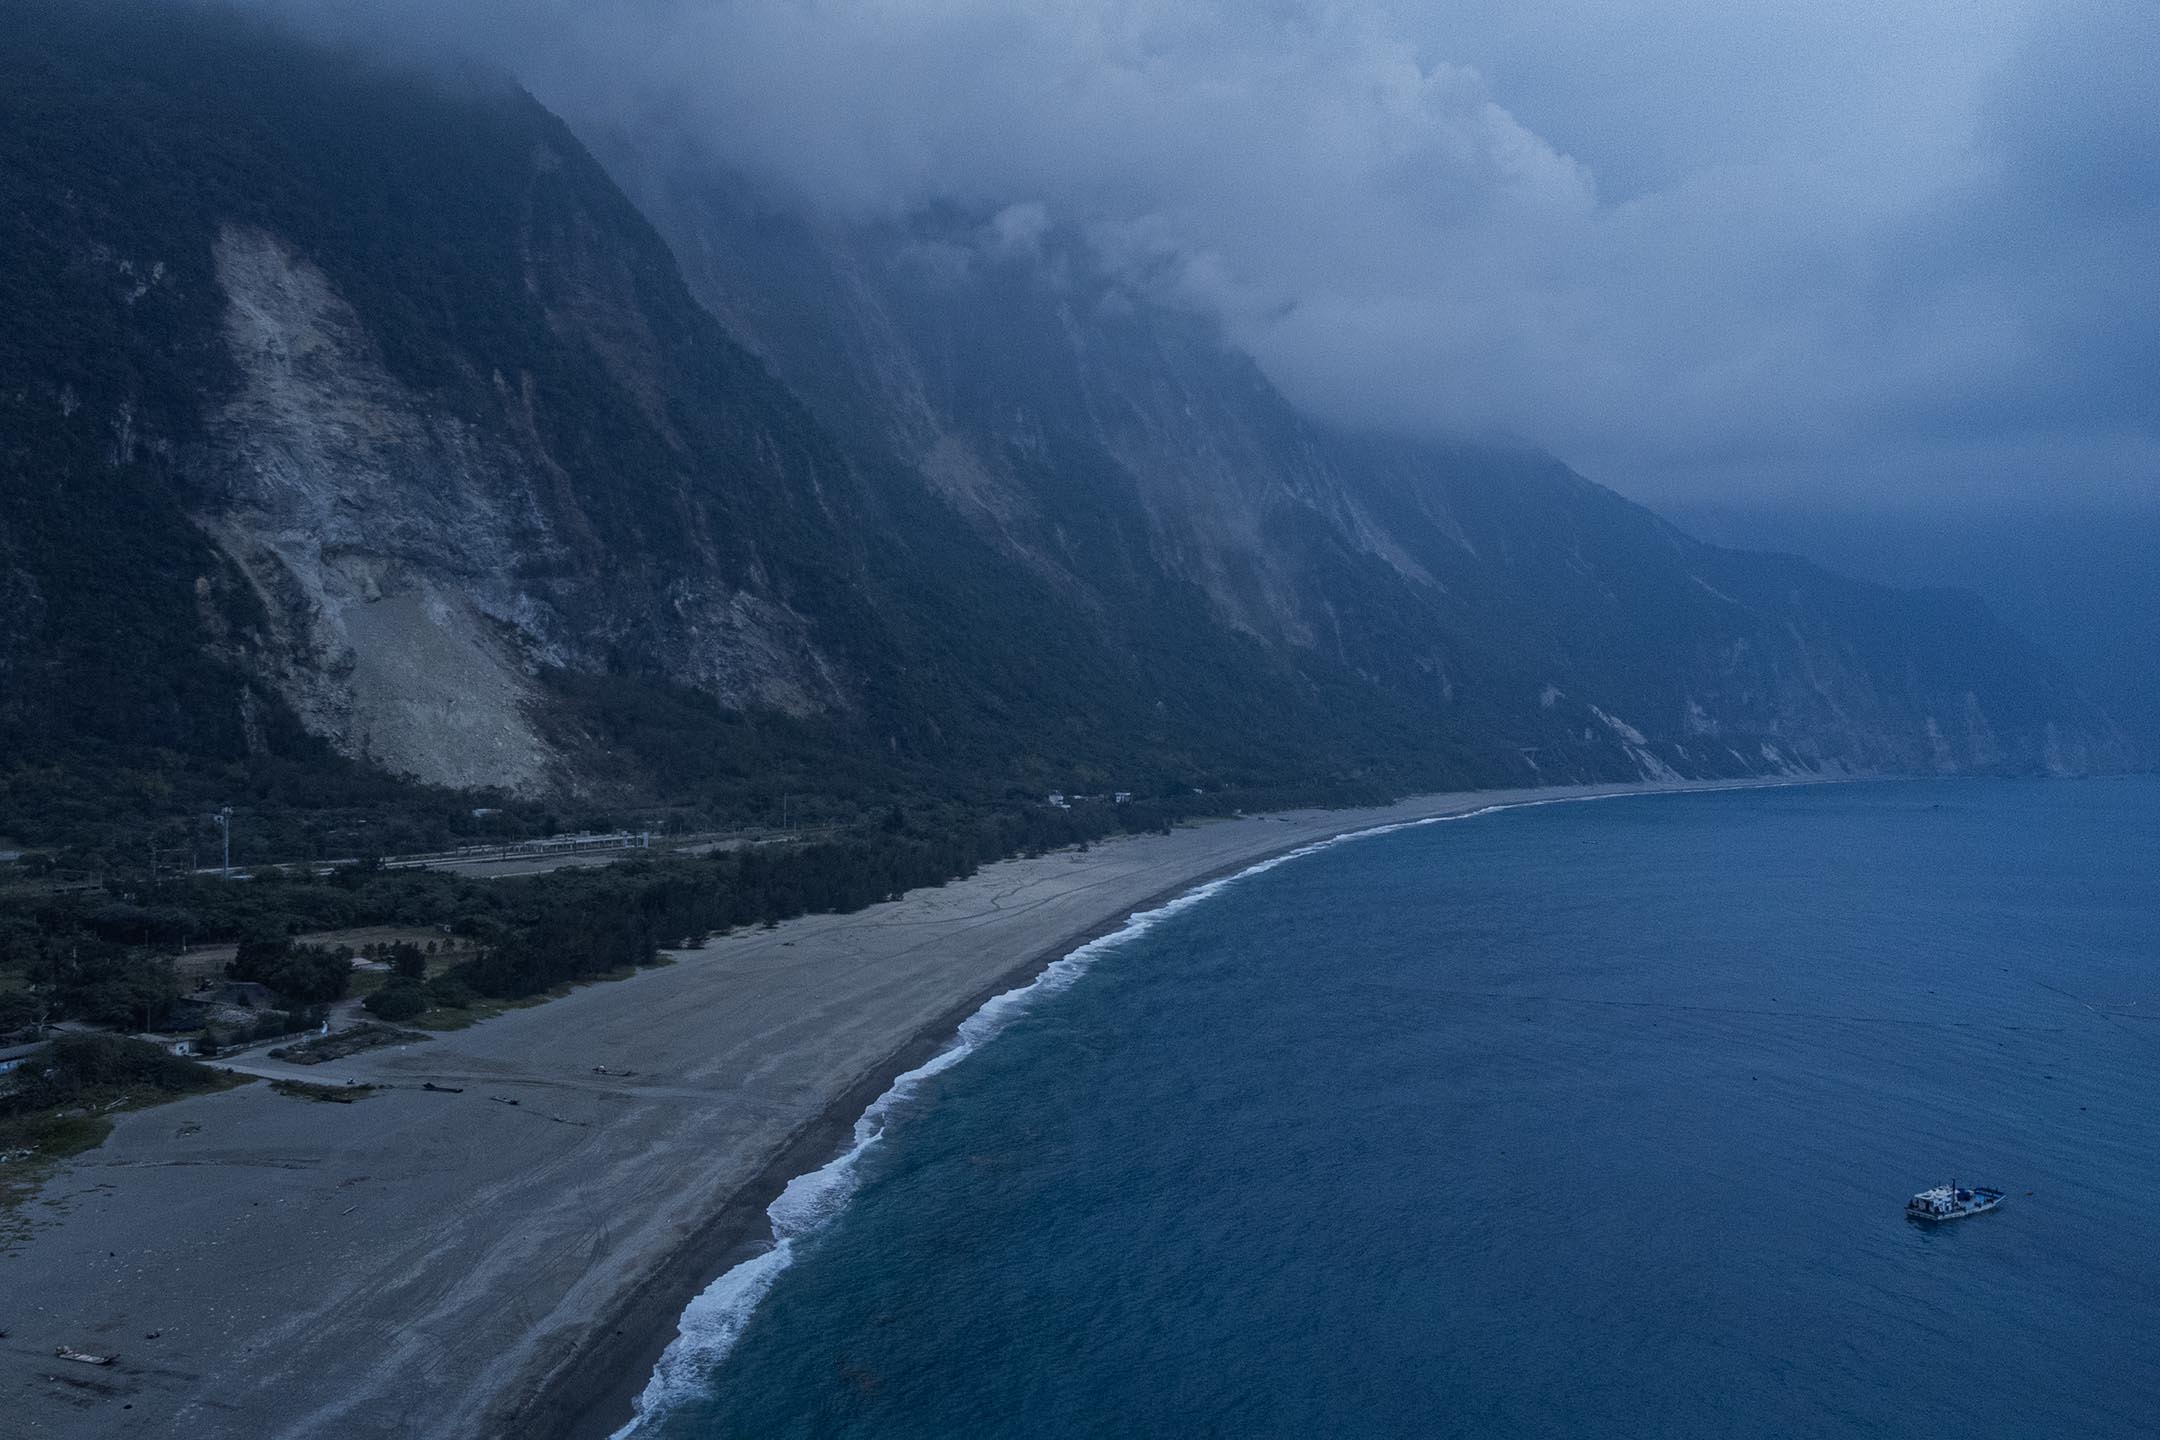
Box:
xmin=651 ymin=779 xmax=2160 ymax=1439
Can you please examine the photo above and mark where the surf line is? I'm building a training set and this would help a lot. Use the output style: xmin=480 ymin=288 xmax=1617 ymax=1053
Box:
xmin=609 ymin=781 xmax=1784 ymax=1434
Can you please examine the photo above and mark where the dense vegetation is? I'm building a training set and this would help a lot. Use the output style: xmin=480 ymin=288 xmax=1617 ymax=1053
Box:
xmin=0 ymin=0 xmax=1503 ymax=869
xmin=0 ymin=1034 xmax=240 ymax=1193
xmin=1 ymin=1032 xmax=225 ymax=1115
xmin=1 ymin=788 xmax=1350 ymax=1039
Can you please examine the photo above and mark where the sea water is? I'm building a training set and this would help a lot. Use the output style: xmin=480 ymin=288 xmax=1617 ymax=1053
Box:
xmin=628 ymin=778 xmax=2160 ymax=1438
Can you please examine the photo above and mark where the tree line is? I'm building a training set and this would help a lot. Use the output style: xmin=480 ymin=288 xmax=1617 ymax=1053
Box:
xmin=4 ymin=787 xmax=1405 ymax=1036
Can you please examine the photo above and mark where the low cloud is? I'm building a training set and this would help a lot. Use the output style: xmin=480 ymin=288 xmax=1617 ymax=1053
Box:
xmin=242 ymin=0 xmax=2159 ymax=512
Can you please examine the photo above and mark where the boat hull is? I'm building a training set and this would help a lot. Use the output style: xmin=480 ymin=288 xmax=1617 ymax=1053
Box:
xmin=1906 ymin=1188 xmax=2005 ymax=1222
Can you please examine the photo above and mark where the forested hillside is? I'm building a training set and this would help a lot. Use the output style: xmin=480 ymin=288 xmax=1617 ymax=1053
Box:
xmin=0 ymin=0 xmax=2134 ymax=869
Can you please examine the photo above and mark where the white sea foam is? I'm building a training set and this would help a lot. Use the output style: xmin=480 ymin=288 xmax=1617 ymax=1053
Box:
xmin=608 ymin=866 xmax=1259 ymax=1435
xmin=610 ymin=782 xmax=1795 ymax=1435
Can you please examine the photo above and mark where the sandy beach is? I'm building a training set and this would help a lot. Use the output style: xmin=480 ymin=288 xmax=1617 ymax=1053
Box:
xmin=0 ymin=779 xmax=1788 ymax=1439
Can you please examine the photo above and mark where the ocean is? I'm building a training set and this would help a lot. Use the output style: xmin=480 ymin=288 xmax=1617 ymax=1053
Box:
xmin=623 ymin=778 xmax=2160 ymax=1438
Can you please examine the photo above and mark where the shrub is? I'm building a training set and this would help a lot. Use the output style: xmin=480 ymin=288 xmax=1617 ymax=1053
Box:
xmin=1 ymin=1033 xmax=218 ymax=1114
xmin=49 ymin=945 xmax=180 ymax=1031
xmin=0 ymin=988 xmax=41 ymax=1034
xmin=423 ymin=973 xmax=473 ymax=1010
xmin=228 ymin=940 xmax=351 ymax=1005
xmin=362 ymin=982 xmax=426 ymax=1022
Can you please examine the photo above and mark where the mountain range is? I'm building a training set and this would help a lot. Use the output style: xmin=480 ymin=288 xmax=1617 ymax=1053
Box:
xmin=0 ymin=1 xmax=2136 ymax=850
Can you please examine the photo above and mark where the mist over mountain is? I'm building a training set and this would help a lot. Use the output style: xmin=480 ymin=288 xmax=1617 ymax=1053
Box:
xmin=0 ymin=1 xmax=2138 ymax=854
xmin=1672 ymin=501 xmax=2160 ymax=756
xmin=236 ymin=0 xmax=2160 ymax=519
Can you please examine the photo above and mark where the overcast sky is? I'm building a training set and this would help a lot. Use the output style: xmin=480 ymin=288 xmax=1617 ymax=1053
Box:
xmin=251 ymin=0 xmax=2158 ymax=513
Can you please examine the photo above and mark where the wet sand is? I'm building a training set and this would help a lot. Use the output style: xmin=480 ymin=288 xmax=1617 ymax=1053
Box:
xmin=0 ymin=780 xmax=1791 ymax=1438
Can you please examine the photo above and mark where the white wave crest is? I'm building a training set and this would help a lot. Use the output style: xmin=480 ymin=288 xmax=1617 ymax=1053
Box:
xmin=608 ymin=868 xmax=1255 ymax=1435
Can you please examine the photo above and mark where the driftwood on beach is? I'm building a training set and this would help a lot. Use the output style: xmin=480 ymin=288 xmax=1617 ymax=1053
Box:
xmin=55 ymin=1348 xmax=116 ymax=1366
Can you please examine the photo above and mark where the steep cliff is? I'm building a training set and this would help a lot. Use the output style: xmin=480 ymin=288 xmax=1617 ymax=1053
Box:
xmin=3 ymin=1 xmax=882 ymax=802
xmin=606 ymin=175 xmax=2135 ymax=781
xmin=0 ymin=1 xmax=2133 ymax=841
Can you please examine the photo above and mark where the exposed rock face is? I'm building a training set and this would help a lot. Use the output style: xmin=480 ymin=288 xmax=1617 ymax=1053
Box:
xmin=191 ymin=199 xmax=855 ymax=792
xmin=205 ymin=223 xmax=559 ymax=790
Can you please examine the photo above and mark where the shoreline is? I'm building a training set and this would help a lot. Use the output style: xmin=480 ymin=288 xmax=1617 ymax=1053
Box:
xmin=0 ymin=776 xmax=1846 ymax=1440
xmin=522 ymin=852 xmax=1228 ymax=1440
xmin=527 ymin=776 xmax=1826 ymax=1440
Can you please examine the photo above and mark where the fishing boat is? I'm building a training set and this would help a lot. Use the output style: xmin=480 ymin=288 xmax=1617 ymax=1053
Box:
xmin=1906 ymin=1181 xmax=2003 ymax=1222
